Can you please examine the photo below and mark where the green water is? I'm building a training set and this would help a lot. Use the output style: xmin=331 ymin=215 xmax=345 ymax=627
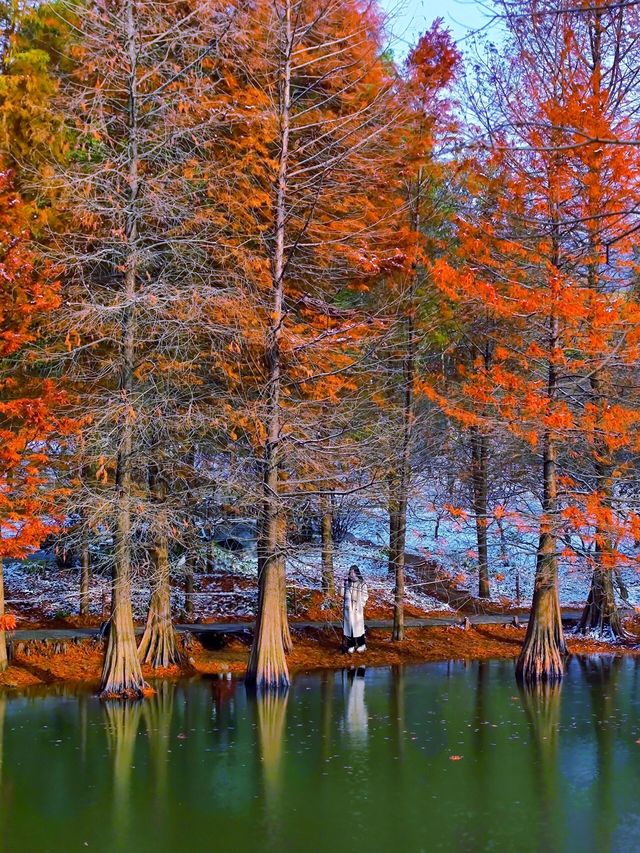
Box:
xmin=1 ymin=657 xmax=640 ymax=852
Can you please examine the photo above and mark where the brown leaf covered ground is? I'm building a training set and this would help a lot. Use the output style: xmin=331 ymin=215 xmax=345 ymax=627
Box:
xmin=0 ymin=622 xmax=638 ymax=690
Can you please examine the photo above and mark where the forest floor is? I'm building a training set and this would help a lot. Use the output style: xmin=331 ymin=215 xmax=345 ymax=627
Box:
xmin=1 ymin=619 xmax=639 ymax=691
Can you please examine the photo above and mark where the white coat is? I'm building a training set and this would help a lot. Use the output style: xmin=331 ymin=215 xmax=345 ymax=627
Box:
xmin=343 ymin=579 xmax=368 ymax=637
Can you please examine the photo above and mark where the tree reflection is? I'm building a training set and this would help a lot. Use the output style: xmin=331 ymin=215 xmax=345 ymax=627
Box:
xmin=320 ymin=671 xmax=333 ymax=761
xmin=520 ymin=680 xmax=562 ymax=849
xmin=0 ymin=693 xmax=4 ymax=792
xmin=577 ymin=655 xmax=621 ymax=851
xmin=469 ymin=661 xmax=490 ymax=852
xmin=251 ymin=688 xmax=289 ymax=847
xmin=389 ymin=666 xmax=405 ymax=765
xmin=103 ymin=699 xmax=143 ymax=845
xmin=142 ymin=681 xmax=176 ymax=802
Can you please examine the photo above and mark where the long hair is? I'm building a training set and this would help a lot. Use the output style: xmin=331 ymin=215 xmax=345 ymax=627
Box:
xmin=348 ymin=565 xmax=363 ymax=583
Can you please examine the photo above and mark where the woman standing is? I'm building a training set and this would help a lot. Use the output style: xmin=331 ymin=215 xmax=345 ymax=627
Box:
xmin=343 ymin=566 xmax=368 ymax=653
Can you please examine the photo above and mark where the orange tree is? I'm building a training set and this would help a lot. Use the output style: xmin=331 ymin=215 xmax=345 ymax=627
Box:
xmin=0 ymin=2 xmax=71 ymax=671
xmin=196 ymin=0 xmax=406 ymax=688
xmin=430 ymin=0 xmax=640 ymax=680
xmin=0 ymin=168 xmax=68 ymax=670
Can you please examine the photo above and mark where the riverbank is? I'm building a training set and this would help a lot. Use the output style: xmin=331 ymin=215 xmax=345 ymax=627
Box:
xmin=0 ymin=622 xmax=637 ymax=690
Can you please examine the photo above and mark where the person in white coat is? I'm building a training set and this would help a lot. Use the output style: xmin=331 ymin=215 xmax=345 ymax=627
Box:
xmin=343 ymin=566 xmax=368 ymax=653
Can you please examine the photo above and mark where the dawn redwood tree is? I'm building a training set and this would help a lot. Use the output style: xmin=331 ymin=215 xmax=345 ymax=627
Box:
xmin=489 ymin=0 xmax=640 ymax=649
xmin=384 ymin=20 xmax=460 ymax=638
xmin=432 ymin=93 xmax=575 ymax=682
xmin=49 ymin=0 xmax=233 ymax=695
xmin=203 ymin=0 xmax=402 ymax=688
xmin=544 ymin=2 xmax=640 ymax=638
xmin=433 ymin=0 xmax=640 ymax=679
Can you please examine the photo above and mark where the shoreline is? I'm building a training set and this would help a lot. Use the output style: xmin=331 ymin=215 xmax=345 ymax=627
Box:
xmin=0 ymin=622 xmax=637 ymax=692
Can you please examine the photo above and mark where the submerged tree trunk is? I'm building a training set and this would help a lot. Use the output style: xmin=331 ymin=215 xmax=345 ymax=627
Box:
xmin=246 ymin=0 xmax=293 ymax=689
xmin=519 ymin=680 xmax=562 ymax=849
xmin=516 ymin=315 xmax=566 ymax=684
xmin=320 ymin=492 xmax=335 ymax=597
xmin=0 ymin=558 xmax=7 ymax=673
xmin=470 ymin=427 xmax=490 ymax=599
xmin=104 ymin=700 xmax=144 ymax=841
xmin=80 ymin=525 xmax=91 ymax=616
xmin=100 ymin=0 xmax=145 ymax=699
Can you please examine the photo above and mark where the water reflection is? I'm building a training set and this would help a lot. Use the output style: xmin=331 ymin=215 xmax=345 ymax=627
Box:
xmin=520 ymin=679 xmax=563 ymax=849
xmin=251 ymin=688 xmax=289 ymax=847
xmin=0 ymin=693 xmax=4 ymax=784
xmin=343 ymin=667 xmax=368 ymax=745
xmin=578 ymin=656 xmax=621 ymax=852
xmin=320 ymin=671 xmax=333 ymax=761
xmin=103 ymin=699 xmax=143 ymax=844
xmin=390 ymin=665 xmax=405 ymax=763
xmin=4 ymin=660 xmax=640 ymax=852
xmin=142 ymin=682 xmax=176 ymax=801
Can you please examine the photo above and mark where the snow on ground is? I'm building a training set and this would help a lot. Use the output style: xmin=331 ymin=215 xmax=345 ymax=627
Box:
xmin=5 ymin=495 xmax=640 ymax=620
xmin=3 ymin=560 xmax=113 ymax=619
xmin=286 ymin=543 xmax=452 ymax=613
xmin=351 ymin=501 xmax=640 ymax=608
xmin=3 ymin=539 xmax=451 ymax=622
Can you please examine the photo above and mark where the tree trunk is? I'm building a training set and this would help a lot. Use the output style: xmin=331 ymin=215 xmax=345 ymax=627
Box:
xmin=515 ymin=528 xmax=565 ymax=683
xmin=579 ymin=364 xmax=624 ymax=637
xmin=576 ymin=18 xmax=624 ymax=640
xmin=80 ymin=526 xmax=90 ymax=616
xmin=390 ymin=173 xmax=420 ymax=642
xmin=101 ymin=559 xmax=146 ymax=697
xmin=184 ymin=550 xmax=195 ymax=621
xmin=0 ymin=558 xmax=7 ymax=673
xmin=470 ymin=427 xmax=490 ymax=599
xmin=391 ymin=487 xmax=407 ymax=641
xmin=248 ymin=535 xmax=290 ymax=688
xmin=246 ymin=0 xmax=293 ymax=690
xmin=100 ymin=0 xmax=145 ymax=699
xmin=206 ymin=538 xmax=215 ymax=573
xmin=138 ymin=541 xmax=178 ymax=667
xmin=516 ymin=313 xmax=566 ymax=683
xmin=387 ymin=492 xmax=399 ymax=575
xmin=320 ymin=492 xmax=335 ymax=597
xmin=578 ymin=558 xmax=624 ymax=639
xmin=277 ymin=511 xmax=292 ymax=654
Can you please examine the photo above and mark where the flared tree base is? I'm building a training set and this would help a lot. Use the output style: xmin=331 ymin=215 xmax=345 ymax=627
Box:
xmin=577 ymin=568 xmax=628 ymax=641
xmin=248 ymin=550 xmax=291 ymax=689
xmin=516 ymin=637 xmax=565 ymax=684
xmin=100 ymin=618 xmax=148 ymax=700
xmin=138 ymin=619 xmax=179 ymax=669
xmin=138 ymin=587 xmax=180 ymax=669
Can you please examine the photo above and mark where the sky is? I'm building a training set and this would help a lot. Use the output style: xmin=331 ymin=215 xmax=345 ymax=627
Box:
xmin=379 ymin=0 xmax=491 ymax=56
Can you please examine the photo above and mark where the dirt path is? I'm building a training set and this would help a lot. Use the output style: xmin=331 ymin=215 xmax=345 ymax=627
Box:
xmin=9 ymin=608 xmax=592 ymax=642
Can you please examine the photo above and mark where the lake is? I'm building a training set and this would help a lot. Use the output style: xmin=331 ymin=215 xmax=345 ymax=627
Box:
xmin=1 ymin=657 xmax=639 ymax=852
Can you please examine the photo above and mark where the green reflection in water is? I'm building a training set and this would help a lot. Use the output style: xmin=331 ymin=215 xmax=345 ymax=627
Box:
xmin=1 ymin=658 xmax=640 ymax=852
